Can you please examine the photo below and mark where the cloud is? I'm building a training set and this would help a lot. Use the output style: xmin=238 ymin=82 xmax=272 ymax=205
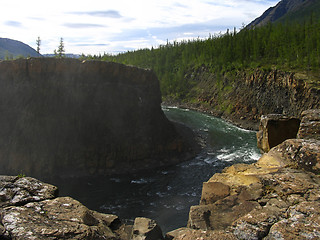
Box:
xmin=74 ymin=43 xmax=109 ymax=47
xmin=5 ymin=21 xmax=22 ymax=28
xmin=109 ymin=20 xmax=234 ymax=43
xmin=63 ymin=23 xmax=106 ymax=28
xmin=69 ymin=10 xmax=123 ymax=18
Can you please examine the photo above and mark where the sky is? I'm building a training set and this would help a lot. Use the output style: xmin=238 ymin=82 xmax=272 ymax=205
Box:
xmin=1 ymin=0 xmax=279 ymax=55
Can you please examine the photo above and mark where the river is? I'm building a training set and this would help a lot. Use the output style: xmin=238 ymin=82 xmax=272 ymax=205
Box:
xmin=56 ymin=107 xmax=261 ymax=233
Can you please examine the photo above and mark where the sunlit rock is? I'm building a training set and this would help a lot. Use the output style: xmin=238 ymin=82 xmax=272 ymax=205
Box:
xmin=256 ymin=114 xmax=300 ymax=153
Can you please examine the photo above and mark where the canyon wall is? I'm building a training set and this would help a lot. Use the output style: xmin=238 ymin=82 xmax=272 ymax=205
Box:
xmin=0 ymin=58 xmax=190 ymax=179
xmin=178 ymin=67 xmax=320 ymax=130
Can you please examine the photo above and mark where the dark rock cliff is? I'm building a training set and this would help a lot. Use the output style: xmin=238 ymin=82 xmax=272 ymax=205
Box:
xmin=0 ymin=58 xmax=192 ymax=179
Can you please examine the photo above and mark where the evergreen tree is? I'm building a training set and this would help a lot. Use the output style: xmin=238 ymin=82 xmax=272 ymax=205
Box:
xmin=36 ymin=37 xmax=41 ymax=56
xmin=56 ymin=38 xmax=65 ymax=58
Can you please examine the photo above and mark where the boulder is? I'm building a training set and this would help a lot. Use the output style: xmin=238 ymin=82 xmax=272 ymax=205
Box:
xmin=131 ymin=217 xmax=163 ymax=240
xmin=271 ymin=138 xmax=320 ymax=174
xmin=0 ymin=176 xmax=58 ymax=207
xmin=1 ymin=196 xmax=118 ymax=239
xmin=200 ymin=182 xmax=230 ymax=205
xmin=257 ymin=114 xmax=300 ymax=153
xmin=165 ymin=227 xmax=237 ymax=240
xmin=297 ymin=109 xmax=320 ymax=140
xmin=188 ymin=194 xmax=260 ymax=230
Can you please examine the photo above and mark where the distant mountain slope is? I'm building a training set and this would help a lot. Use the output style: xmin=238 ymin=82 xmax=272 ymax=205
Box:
xmin=0 ymin=38 xmax=40 ymax=59
xmin=247 ymin=0 xmax=319 ymax=28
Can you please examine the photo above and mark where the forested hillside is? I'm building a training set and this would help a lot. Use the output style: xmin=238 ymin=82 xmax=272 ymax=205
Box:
xmin=0 ymin=38 xmax=39 ymax=59
xmin=87 ymin=16 xmax=320 ymax=99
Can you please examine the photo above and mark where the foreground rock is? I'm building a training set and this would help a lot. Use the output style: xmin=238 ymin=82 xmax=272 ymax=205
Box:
xmin=0 ymin=176 xmax=163 ymax=240
xmin=297 ymin=109 xmax=320 ymax=140
xmin=168 ymin=109 xmax=320 ymax=239
xmin=132 ymin=217 xmax=163 ymax=240
xmin=172 ymin=138 xmax=320 ymax=239
xmin=0 ymin=58 xmax=194 ymax=179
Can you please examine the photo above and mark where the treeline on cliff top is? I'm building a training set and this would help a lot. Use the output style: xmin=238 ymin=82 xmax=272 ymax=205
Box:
xmin=84 ymin=14 xmax=320 ymax=99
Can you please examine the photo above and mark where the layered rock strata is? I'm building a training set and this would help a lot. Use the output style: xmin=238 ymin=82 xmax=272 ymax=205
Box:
xmin=178 ymin=67 xmax=320 ymax=130
xmin=0 ymin=58 xmax=192 ymax=179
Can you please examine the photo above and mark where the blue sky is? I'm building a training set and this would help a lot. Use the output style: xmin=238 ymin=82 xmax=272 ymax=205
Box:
xmin=1 ymin=0 xmax=279 ymax=55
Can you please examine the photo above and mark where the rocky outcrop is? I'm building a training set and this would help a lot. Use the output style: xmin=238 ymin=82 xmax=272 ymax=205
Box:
xmin=169 ymin=139 xmax=320 ymax=239
xmin=178 ymin=67 xmax=320 ymax=130
xmin=257 ymin=109 xmax=320 ymax=153
xmin=0 ymin=175 xmax=163 ymax=240
xmin=297 ymin=109 xmax=320 ymax=140
xmin=168 ymin=109 xmax=320 ymax=239
xmin=0 ymin=58 xmax=194 ymax=179
xmin=257 ymin=114 xmax=300 ymax=153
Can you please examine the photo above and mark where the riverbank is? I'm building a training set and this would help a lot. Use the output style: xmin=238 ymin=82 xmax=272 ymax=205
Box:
xmin=162 ymin=99 xmax=260 ymax=131
xmin=163 ymin=66 xmax=320 ymax=132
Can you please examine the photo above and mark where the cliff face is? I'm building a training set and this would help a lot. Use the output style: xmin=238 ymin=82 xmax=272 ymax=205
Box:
xmin=183 ymin=67 xmax=320 ymax=130
xmin=0 ymin=58 xmax=189 ymax=178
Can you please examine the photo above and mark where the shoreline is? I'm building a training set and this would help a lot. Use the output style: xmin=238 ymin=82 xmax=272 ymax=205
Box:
xmin=162 ymin=100 xmax=260 ymax=131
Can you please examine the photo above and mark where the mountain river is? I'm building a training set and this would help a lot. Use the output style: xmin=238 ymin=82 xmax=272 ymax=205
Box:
xmin=55 ymin=107 xmax=261 ymax=233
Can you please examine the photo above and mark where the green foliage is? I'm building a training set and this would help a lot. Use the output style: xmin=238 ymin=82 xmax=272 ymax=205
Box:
xmin=36 ymin=36 xmax=41 ymax=55
xmin=54 ymin=38 xmax=65 ymax=58
xmin=86 ymin=17 xmax=320 ymax=99
xmin=17 ymin=173 xmax=26 ymax=178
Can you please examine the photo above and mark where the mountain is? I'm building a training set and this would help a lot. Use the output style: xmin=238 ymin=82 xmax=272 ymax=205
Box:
xmin=0 ymin=38 xmax=40 ymax=59
xmin=247 ymin=0 xmax=319 ymax=28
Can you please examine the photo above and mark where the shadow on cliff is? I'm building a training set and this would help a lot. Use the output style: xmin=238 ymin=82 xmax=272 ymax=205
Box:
xmin=0 ymin=58 xmax=198 ymax=180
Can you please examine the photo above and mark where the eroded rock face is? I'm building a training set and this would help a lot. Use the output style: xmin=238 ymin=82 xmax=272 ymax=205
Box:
xmin=297 ymin=109 xmax=320 ymax=140
xmin=0 ymin=58 xmax=191 ymax=178
xmin=257 ymin=114 xmax=300 ymax=153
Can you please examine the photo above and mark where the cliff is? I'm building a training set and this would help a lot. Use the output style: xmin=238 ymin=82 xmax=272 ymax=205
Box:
xmin=174 ymin=67 xmax=320 ymax=130
xmin=0 ymin=58 xmax=193 ymax=179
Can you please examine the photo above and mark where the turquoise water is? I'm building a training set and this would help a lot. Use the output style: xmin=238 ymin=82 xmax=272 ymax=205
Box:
xmin=56 ymin=107 xmax=261 ymax=233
